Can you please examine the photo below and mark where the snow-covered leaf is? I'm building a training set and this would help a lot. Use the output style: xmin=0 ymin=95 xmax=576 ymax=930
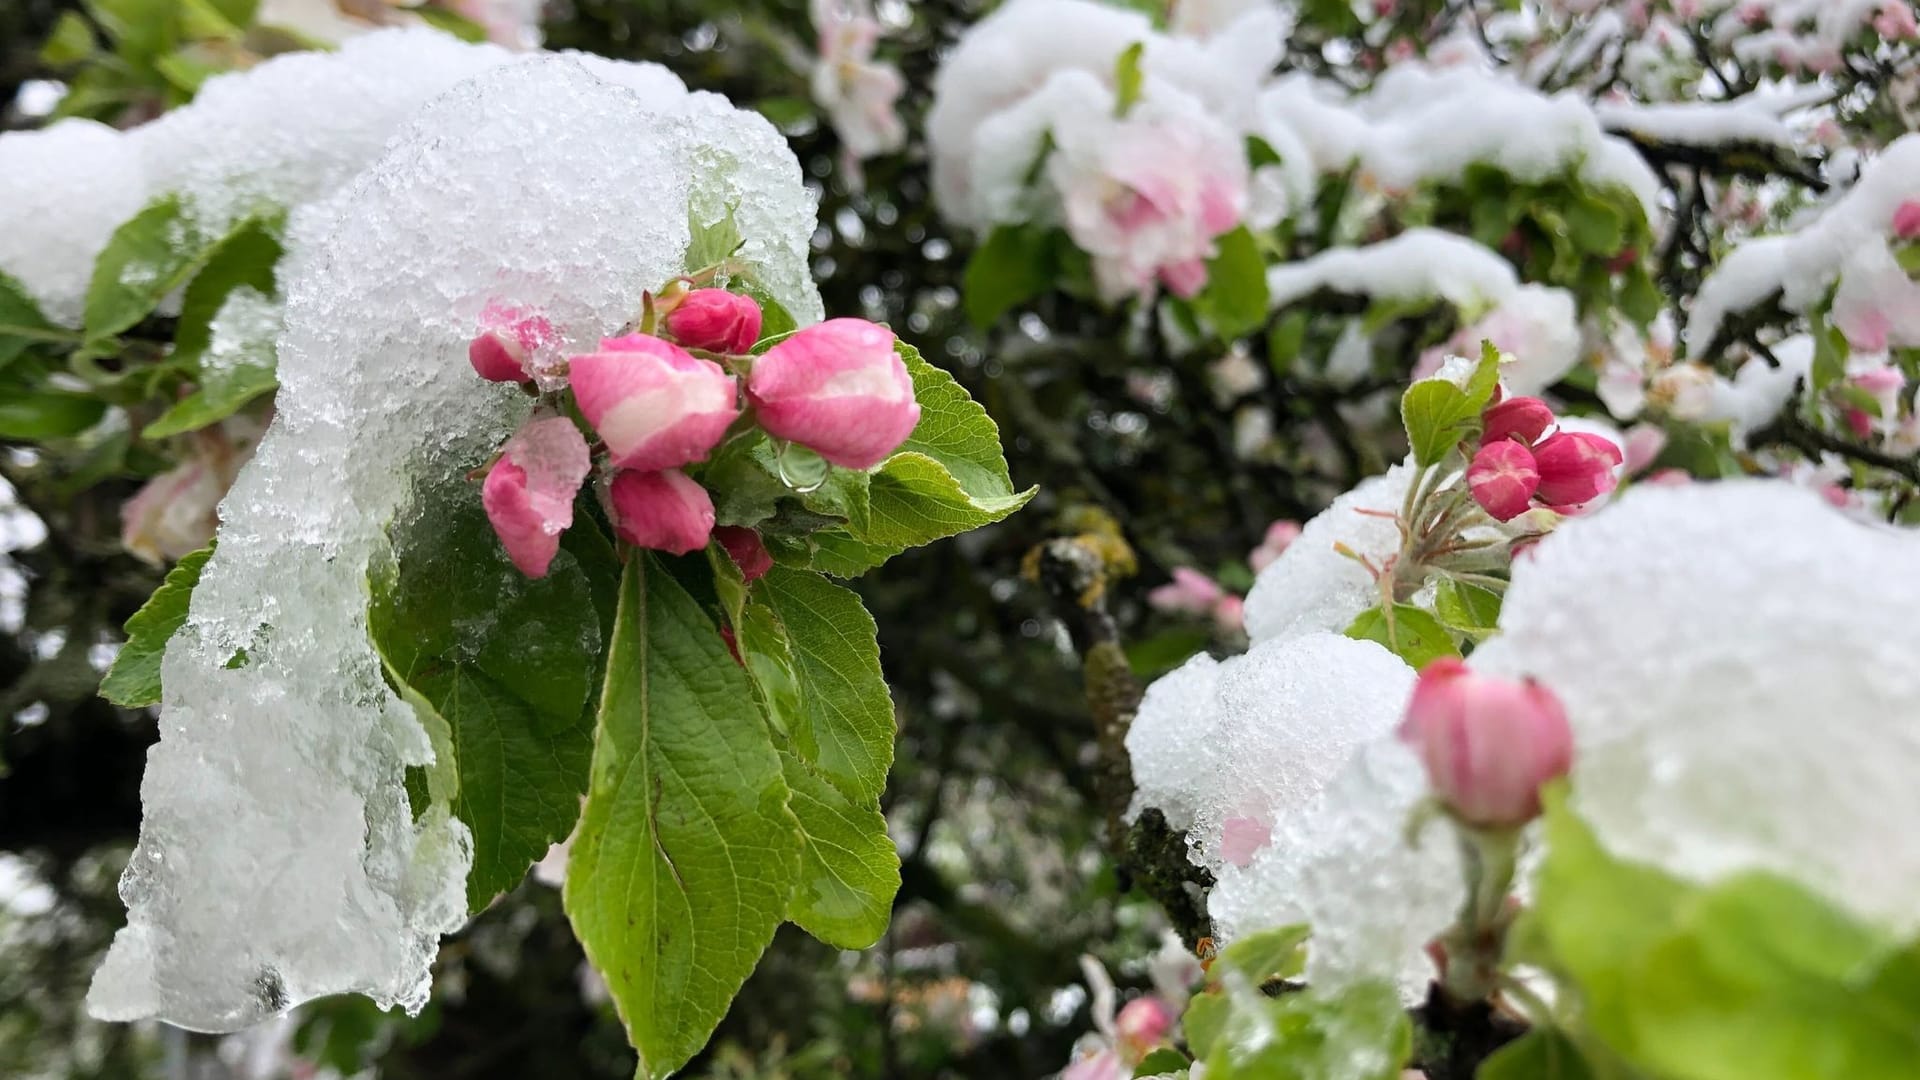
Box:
xmin=84 ymin=195 xmax=236 ymax=341
xmin=1344 ymin=604 xmax=1458 ymax=670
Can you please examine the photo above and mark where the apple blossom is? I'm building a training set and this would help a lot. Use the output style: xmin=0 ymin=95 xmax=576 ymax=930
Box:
xmin=1219 ymin=814 xmax=1272 ymax=868
xmin=480 ymin=415 xmax=591 ymax=578
xmin=747 ymin=318 xmax=920 ymax=468
xmin=1399 ymin=658 xmax=1573 ymax=829
xmin=1895 ymin=198 xmax=1920 ymax=240
xmin=1049 ymin=104 xmax=1247 ymax=302
xmin=1875 ymin=1 xmax=1920 ymax=41
xmin=121 ymin=461 xmax=226 ymax=566
xmin=1249 ymin=519 xmax=1301 ymax=572
xmin=809 ymin=0 xmax=907 ymax=162
xmin=468 ymin=302 xmax=552 ymax=383
xmin=715 ymin=525 xmax=774 ymax=582
xmin=1532 ymin=431 xmax=1624 ymax=507
xmin=1147 ymin=567 xmax=1226 ymax=616
xmin=606 ymin=469 xmax=716 ymax=555
xmin=569 ymin=333 xmax=740 ymax=471
xmin=1113 ymin=996 xmax=1174 ymax=1059
xmin=663 ymin=288 xmax=763 ymax=355
xmin=1466 ymin=440 xmax=1541 ymax=522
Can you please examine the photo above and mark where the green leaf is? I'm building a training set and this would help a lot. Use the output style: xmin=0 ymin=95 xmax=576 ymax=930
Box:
xmin=1811 ymin=310 xmax=1849 ymax=393
xmin=368 ymin=492 xmax=604 ymax=909
xmin=1618 ymin=268 xmax=1661 ymax=328
xmin=750 ymin=567 xmax=893 ymax=803
xmin=0 ymin=271 xmax=79 ymax=369
xmin=1113 ymin=41 xmax=1146 ymax=116
xmin=100 ymin=544 xmax=212 ymax=707
xmin=564 ymin=555 xmax=801 ymax=1079
xmin=964 ymin=224 xmax=1056 ymax=328
xmin=1183 ymin=992 xmax=1232 ymax=1060
xmin=0 ymin=391 xmax=107 ymax=439
xmin=779 ymin=751 xmax=899 ymax=948
xmin=1344 ymin=604 xmax=1460 ymax=669
xmin=739 ymin=566 xmax=899 ymax=947
xmin=1521 ymin=788 xmax=1920 ymax=1080
xmin=1565 ymin=194 xmax=1623 ymax=255
xmin=85 ymin=195 xmax=232 ymax=341
xmin=1203 ymin=979 xmax=1410 ymax=1080
xmin=146 ymin=217 xmax=285 ymax=438
xmin=1195 ymin=226 xmax=1271 ymax=340
xmin=1266 ymin=309 xmax=1309 ymax=376
xmin=687 ymin=204 xmax=744 ymax=274
xmin=1434 ymin=577 xmax=1502 ymax=638
xmin=85 ymin=0 xmax=178 ymax=61
xmin=1400 ymin=380 xmax=1478 ymax=467
xmin=1477 ymin=1028 xmax=1599 ymax=1080
xmin=807 ymin=341 xmax=1035 ymax=574
xmin=40 ymin=11 xmax=100 ymax=66
xmin=1212 ymin=923 xmax=1309 ymax=986
xmin=1134 ymin=1047 xmax=1192 ymax=1077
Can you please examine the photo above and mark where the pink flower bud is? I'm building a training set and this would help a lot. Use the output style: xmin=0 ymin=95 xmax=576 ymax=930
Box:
xmin=1622 ymin=423 xmax=1668 ymax=476
xmin=1466 ymin=440 xmax=1540 ymax=522
xmin=715 ymin=525 xmax=773 ymax=582
xmin=1212 ymin=594 xmax=1245 ymax=635
xmin=1895 ymin=199 xmax=1920 ymax=240
xmin=606 ymin=469 xmax=715 ymax=555
xmin=1480 ymin=396 xmax=1554 ymax=447
xmin=664 ymin=288 xmax=763 ymax=355
xmin=1114 ymin=996 xmax=1175 ymax=1060
xmin=481 ymin=415 xmax=591 ymax=577
xmin=569 ymin=334 xmax=740 ymax=471
xmin=1531 ymin=431 xmax=1623 ymax=508
xmin=469 ymin=302 xmax=552 ymax=383
xmin=747 ymin=319 xmax=920 ymax=469
xmin=1398 ymin=658 xmax=1573 ymax=829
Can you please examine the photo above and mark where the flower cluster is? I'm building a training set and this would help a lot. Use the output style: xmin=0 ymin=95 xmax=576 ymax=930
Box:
xmin=469 ymin=289 xmax=920 ymax=577
xmin=1465 ymin=394 xmax=1624 ymax=522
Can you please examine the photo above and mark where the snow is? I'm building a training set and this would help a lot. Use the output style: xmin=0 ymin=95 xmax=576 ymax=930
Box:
xmin=1267 ymin=229 xmax=1518 ymax=314
xmin=1594 ymin=99 xmax=1797 ymax=150
xmin=1125 ymin=633 xmax=1415 ymax=870
xmin=1259 ymin=64 xmax=1661 ymax=216
xmin=1686 ymin=135 xmax=1920 ymax=355
xmin=0 ymin=119 xmax=149 ymax=327
xmin=1242 ymin=462 xmax=1413 ymax=646
xmin=1470 ymin=481 xmax=1920 ymax=932
xmin=1207 ymin=737 xmax=1461 ymax=997
xmin=87 ymin=55 xmax=821 ymax=1031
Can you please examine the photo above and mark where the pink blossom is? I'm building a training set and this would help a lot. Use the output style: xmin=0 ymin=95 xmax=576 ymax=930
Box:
xmin=1113 ymin=997 xmax=1174 ymax=1059
xmin=1532 ymin=432 xmax=1623 ymax=508
xmin=1838 ymin=307 xmax=1892 ymax=353
xmin=1219 ymin=815 xmax=1272 ymax=868
xmin=1480 ymin=396 xmax=1555 ymax=447
xmin=1894 ymin=199 xmax=1920 ymax=240
xmin=121 ymin=461 xmax=224 ymax=565
xmin=1061 ymin=1049 xmax=1128 ymax=1080
xmin=569 ymin=334 xmax=740 ymax=471
xmin=747 ymin=319 xmax=920 ymax=469
xmin=1642 ymin=468 xmax=1692 ymax=487
xmin=1875 ymin=2 xmax=1920 ymax=41
xmin=1147 ymin=567 xmax=1226 ymax=616
xmin=480 ymin=415 xmax=591 ymax=578
xmin=1398 ymin=658 xmax=1574 ymax=829
xmin=1052 ymin=112 xmax=1247 ymax=302
xmin=715 ymin=525 xmax=774 ymax=582
xmin=1249 ymin=519 xmax=1302 ymax=572
xmin=810 ymin=0 xmax=907 ymax=161
xmin=468 ymin=302 xmax=552 ymax=383
xmin=606 ymin=469 xmax=716 ymax=555
xmin=1466 ymin=441 xmax=1541 ymax=522
xmin=1622 ymin=423 xmax=1668 ymax=476
xmin=664 ymin=289 xmax=763 ymax=354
